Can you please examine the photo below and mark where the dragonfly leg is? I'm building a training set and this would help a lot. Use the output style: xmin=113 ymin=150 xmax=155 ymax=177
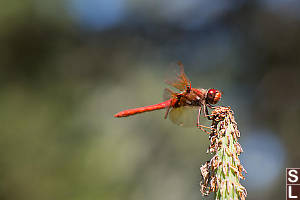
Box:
xmin=197 ymin=106 xmax=202 ymax=127
xmin=164 ymin=105 xmax=171 ymax=119
xmin=197 ymin=124 xmax=215 ymax=134
xmin=197 ymin=106 xmax=216 ymax=134
xmin=203 ymin=104 xmax=213 ymax=120
xmin=207 ymin=104 xmax=214 ymax=109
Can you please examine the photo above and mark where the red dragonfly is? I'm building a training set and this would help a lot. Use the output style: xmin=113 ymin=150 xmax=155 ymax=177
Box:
xmin=114 ymin=62 xmax=222 ymax=132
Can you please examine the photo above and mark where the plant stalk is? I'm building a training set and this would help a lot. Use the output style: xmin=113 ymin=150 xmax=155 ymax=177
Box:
xmin=200 ymin=106 xmax=247 ymax=200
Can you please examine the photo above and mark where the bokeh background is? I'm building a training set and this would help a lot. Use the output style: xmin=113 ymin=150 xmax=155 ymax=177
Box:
xmin=1 ymin=0 xmax=300 ymax=200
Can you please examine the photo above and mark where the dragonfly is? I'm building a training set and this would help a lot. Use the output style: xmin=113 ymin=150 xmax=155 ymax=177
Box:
xmin=114 ymin=62 xmax=222 ymax=133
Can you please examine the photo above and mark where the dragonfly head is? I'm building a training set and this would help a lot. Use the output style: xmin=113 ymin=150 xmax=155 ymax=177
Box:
xmin=206 ymin=89 xmax=222 ymax=104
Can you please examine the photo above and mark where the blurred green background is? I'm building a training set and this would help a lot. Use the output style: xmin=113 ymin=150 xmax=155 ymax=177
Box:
xmin=1 ymin=0 xmax=300 ymax=200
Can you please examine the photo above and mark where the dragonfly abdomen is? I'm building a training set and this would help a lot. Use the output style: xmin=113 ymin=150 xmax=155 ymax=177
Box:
xmin=114 ymin=99 xmax=172 ymax=117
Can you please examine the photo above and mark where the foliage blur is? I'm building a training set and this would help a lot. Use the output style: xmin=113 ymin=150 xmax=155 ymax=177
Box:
xmin=1 ymin=0 xmax=300 ymax=200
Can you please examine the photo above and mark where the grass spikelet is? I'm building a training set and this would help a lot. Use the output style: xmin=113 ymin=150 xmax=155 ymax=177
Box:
xmin=200 ymin=107 xmax=247 ymax=200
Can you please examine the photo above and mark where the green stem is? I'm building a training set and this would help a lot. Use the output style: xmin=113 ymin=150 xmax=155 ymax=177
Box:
xmin=200 ymin=107 xmax=247 ymax=200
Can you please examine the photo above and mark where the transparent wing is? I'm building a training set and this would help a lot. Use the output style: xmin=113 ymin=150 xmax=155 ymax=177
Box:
xmin=165 ymin=61 xmax=191 ymax=91
xmin=163 ymin=88 xmax=176 ymax=101
xmin=168 ymin=106 xmax=199 ymax=127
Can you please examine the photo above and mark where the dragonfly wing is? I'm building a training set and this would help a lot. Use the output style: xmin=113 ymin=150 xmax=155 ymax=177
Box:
xmin=163 ymin=88 xmax=176 ymax=101
xmin=168 ymin=106 xmax=199 ymax=127
xmin=165 ymin=61 xmax=191 ymax=91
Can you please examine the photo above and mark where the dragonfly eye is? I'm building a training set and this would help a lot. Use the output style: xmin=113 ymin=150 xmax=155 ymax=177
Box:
xmin=207 ymin=89 xmax=221 ymax=104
